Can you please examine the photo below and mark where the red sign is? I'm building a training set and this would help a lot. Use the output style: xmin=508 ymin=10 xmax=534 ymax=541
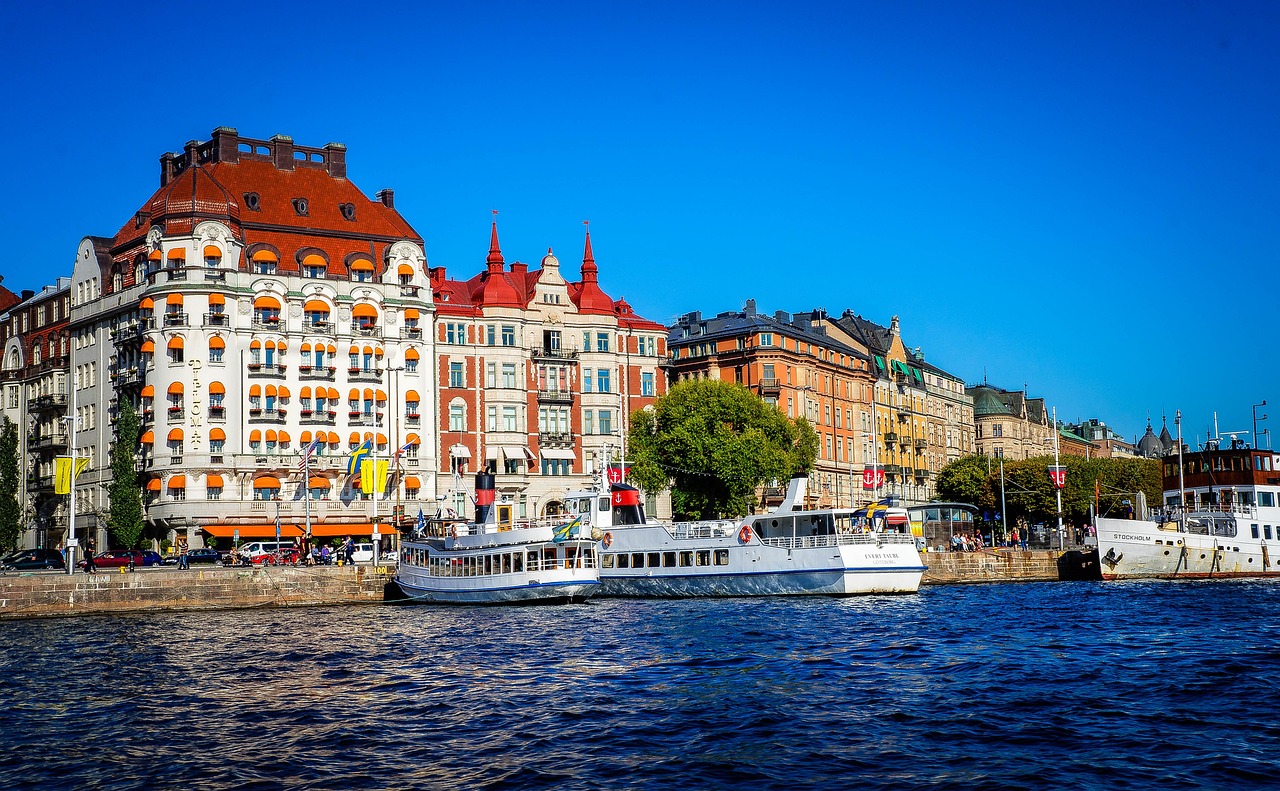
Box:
xmin=1048 ymin=466 xmax=1067 ymax=490
xmin=607 ymin=463 xmax=631 ymax=484
xmin=862 ymin=468 xmax=885 ymax=489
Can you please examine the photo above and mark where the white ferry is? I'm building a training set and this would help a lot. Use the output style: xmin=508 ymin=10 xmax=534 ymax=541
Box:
xmin=566 ymin=474 xmax=925 ymax=597
xmin=1095 ymin=438 xmax=1280 ymax=580
xmin=395 ymin=472 xmax=600 ymax=604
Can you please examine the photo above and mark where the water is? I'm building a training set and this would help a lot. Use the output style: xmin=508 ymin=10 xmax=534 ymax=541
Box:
xmin=2 ymin=580 xmax=1279 ymax=790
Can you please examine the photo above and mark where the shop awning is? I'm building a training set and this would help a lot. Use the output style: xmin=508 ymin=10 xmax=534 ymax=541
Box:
xmin=449 ymin=444 xmax=471 ymax=458
xmin=204 ymin=524 xmax=303 ymax=539
xmin=540 ymin=448 xmax=576 ymax=460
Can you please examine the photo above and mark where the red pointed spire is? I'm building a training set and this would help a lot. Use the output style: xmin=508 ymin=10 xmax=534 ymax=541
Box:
xmin=486 ymin=211 xmax=504 ymax=269
xmin=582 ymin=220 xmax=597 ymax=279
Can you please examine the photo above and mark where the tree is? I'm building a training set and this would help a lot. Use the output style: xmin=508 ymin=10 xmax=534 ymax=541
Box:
xmin=934 ymin=454 xmax=997 ymax=513
xmin=627 ymin=379 xmax=818 ymax=520
xmin=0 ymin=417 xmax=20 ymax=551
xmin=107 ymin=400 xmax=145 ymax=549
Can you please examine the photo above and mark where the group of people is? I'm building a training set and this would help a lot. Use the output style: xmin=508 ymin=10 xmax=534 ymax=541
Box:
xmin=303 ymin=537 xmax=356 ymax=566
xmin=947 ymin=528 xmax=1031 ymax=552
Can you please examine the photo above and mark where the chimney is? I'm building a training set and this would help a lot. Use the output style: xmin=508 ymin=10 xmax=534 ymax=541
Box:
xmin=184 ymin=139 xmax=200 ymax=166
xmin=774 ymin=310 xmax=791 ymax=323
xmin=744 ymin=298 xmax=757 ymax=315
xmin=376 ymin=189 xmax=394 ymax=208
xmin=429 ymin=266 xmax=446 ymax=287
xmin=511 ymin=262 xmax=528 ymax=277
xmin=21 ymin=290 xmax=35 ymax=300
xmin=325 ymin=142 xmax=347 ymax=178
xmin=211 ymin=127 xmax=239 ymax=164
xmin=160 ymin=152 xmax=177 ymax=187
xmin=270 ymin=134 xmax=296 ymax=171
xmin=890 ymin=315 xmax=901 ymax=337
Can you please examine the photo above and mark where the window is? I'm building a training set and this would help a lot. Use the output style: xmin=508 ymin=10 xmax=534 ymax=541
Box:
xmin=597 ymin=368 xmax=610 ymax=393
xmin=502 ymin=363 xmax=517 ymax=388
xmin=450 ymin=404 xmax=466 ymax=431
xmin=641 ymin=372 xmax=654 ymax=397
xmin=449 ymin=362 xmax=464 ymax=388
xmin=486 ymin=363 xmax=496 ymax=388
xmin=502 ymin=406 xmax=518 ymax=432
xmin=541 ymin=458 xmax=571 ymax=475
xmin=596 ymin=332 xmax=610 ymax=352
xmin=584 ymin=410 xmax=594 ymax=435
xmin=486 ymin=325 xmax=496 ymax=346
xmin=598 ymin=409 xmax=612 ymax=435
xmin=445 ymin=323 xmax=463 ymax=345
xmin=501 ymin=325 xmax=516 ymax=346
xmin=544 ymin=330 xmax=561 ymax=352
xmin=760 ymin=333 xmax=773 ymax=347
xmin=303 ymin=264 xmax=325 ymax=279
xmin=487 ymin=405 xmax=497 ymax=431
xmin=207 ymin=486 xmax=222 ymax=500
xmin=993 ymin=424 xmax=1003 ymax=437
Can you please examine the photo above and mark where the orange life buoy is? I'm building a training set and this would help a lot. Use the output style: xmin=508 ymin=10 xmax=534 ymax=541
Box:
xmin=602 ymin=532 xmax=613 ymax=549
xmin=739 ymin=525 xmax=752 ymax=543
xmin=449 ymin=525 xmax=458 ymax=540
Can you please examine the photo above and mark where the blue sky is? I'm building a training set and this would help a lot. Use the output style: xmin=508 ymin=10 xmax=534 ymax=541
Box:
xmin=2 ymin=0 xmax=1276 ymax=449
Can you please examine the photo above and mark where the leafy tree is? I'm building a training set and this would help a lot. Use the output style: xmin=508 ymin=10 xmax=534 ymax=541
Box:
xmin=107 ymin=400 xmax=145 ymax=549
xmin=0 ymin=417 xmax=20 ymax=551
xmin=935 ymin=454 xmax=997 ymax=513
xmin=627 ymin=379 xmax=818 ymax=520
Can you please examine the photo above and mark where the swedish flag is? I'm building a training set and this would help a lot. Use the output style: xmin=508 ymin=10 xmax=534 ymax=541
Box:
xmin=347 ymin=438 xmax=373 ymax=476
xmin=553 ymin=515 xmax=583 ymax=543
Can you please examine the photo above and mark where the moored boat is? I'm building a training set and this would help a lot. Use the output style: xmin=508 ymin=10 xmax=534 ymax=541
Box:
xmin=565 ymin=473 xmax=925 ymax=597
xmin=395 ymin=472 xmax=600 ymax=604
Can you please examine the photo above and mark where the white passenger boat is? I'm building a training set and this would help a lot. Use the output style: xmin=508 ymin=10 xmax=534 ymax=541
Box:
xmin=566 ymin=474 xmax=926 ymax=597
xmin=1095 ymin=434 xmax=1280 ymax=580
xmin=395 ymin=472 xmax=600 ymax=604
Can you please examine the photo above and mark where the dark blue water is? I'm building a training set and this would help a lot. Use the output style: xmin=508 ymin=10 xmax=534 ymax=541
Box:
xmin=2 ymin=580 xmax=1279 ymax=790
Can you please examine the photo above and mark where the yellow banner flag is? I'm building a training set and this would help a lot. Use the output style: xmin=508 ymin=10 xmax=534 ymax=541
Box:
xmin=360 ymin=459 xmax=389 ymax=494
xmin=54 ymin=457 xmax=91 ymax=495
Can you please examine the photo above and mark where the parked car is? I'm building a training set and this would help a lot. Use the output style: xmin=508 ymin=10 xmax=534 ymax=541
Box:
xmin=1 ymin=548 xmax=66 ymax=571
xmin=162 ymin=548 xmax=222 ymax=566
xmin=238 ymin=541 xmax=295 ymax=562
xmin=78 ymin=550 xmax=164 ymax=569
xmin=252 ymin=547 xmax=301 ymax=566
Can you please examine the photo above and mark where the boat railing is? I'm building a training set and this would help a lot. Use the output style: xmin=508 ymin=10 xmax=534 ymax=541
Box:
xmin=1149 ymin=507 xmax=1240 ymax=538
xmin=670 ymin=521 xmax=740 ymax=539
xmin=758 ymin=532 xmax=917 ymax=550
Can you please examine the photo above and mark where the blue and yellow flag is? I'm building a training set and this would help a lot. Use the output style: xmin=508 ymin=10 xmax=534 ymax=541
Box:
xmin=347 ymin=439 xmax=373 ymax=476
xmin=553 ymin=515 xmax=583 ymax=543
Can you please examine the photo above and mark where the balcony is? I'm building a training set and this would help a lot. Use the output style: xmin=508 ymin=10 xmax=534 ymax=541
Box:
xmin=882 ymin=464 xmax=902 ymax=476
xmin=304 ymin=320 xmax=332 ymax=333
xmin=248 ymin=408 xmax=287 ymax=423
xmin=538 ymin=431 xmax=574 ymax=447
xmin=26 ymin=473 xmax=53 ymax=492
xmin=208 ymin=406 xmax=226 ymax=420
xmin=162 ymin=312 xmax=188 ymax=327
xmin=166 ymin=268 xmax=187 ymax=282
xmin=354 ymin=323 xmax=380 ymax=337
xmin=167 ymin=406 xmax=184 ymax=421
xmin=302 ymin=411 xmax=337 ymax=426
xmin=404 ymin=413 xmax=421 ymax=427
xmin=400 ymin=285 xmax=420 ymax=297
xmin=140 ymin=409 xmax=154 ymax=424
xmin=32 ymin=433 xmax=69 ymax=450
xmin=348 ymin=368 xmax=382 ymax=383
xmin=758 ymin=378 xmax=781 ymax=395
xmin=247 ymin=363 xmax=287 ymax=378
xmin=401 ymin=326 xmax=422 ymax=339
xmin=536 ymin=389 xmax=574 ymax=405
xmin=299 ymin=366 xmax=337 ymax=381
xmin=914 ymin=468 xmax=929 ymax=479
xmin=252 ymin=318 xmax=283 ymax=331
xmin=31 ymin=393 xmax=68 ymax=411
xmin=915 ymin=439 xmax=927 ymax=450
xmin=110 ymin=324 xmax=143 ymax=343
xmin=883 ymin=432 xmax=898 ymax=443
xmin=204 ymin=313 xmax=229 ymax=327
xmin=532 ymin=347 xmax=579 ymax=363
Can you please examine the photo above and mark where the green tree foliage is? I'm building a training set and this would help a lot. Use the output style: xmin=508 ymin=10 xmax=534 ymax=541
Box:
xmin=108 ymin=400 xmax=145 ymax=549
xmin=0 ymin=417 xmax=20 ymax=551
xmin=936 ymin=452 xmax=1163 ymax=526
xmin=627 ymin=379 xmax=818 ymax=520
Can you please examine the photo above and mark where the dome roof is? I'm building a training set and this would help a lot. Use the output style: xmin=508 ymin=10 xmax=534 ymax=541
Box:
xmin=1137 ymin=421 xmax=1165 ymax=458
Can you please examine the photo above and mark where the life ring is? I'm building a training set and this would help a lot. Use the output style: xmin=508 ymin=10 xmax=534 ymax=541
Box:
xmin=449 ymin=525 xmax=458 ymax=540
xmin=739 ymin=525 xmax=752 ymax=544
xmin=602 ymin=532 xmax=613 ymax=549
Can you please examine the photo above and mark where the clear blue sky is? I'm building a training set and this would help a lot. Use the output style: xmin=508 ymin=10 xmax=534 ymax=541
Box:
xmin=3 ymin=0 xmax=1276 ymax=449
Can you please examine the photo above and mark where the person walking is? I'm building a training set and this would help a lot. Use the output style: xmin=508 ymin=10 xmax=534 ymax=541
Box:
xmin=178 ymin=546 xmax=190 ymax=570
xmin=84 ymin=549 xmax=97 ymax=574
xmin=343 ymin=536 xmax=355 ymax=566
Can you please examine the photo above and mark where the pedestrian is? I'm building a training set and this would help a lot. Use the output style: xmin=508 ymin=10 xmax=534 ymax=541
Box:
xmin=84 ymin=549 xmax=97 ymax=574
xmin=321 ymin=544 xmax=332 ymax=565
xmin=178 ymin=546 xmax=190 ymax=570
xmin=343 ymin=536 xmax=354 ymax=565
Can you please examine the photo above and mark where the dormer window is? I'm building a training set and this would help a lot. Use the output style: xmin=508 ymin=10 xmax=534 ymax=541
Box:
xmin=243 ymin=193 xmax=261 ymax=211
xmin=250 ymin=250 xmax=278 ymax=275
xmin=339 ymin=203 xmax=356 ymax=221
xmin=292 ymin=198 xmax=309 ymax=216
xmin=349 ymin=258 xmax=374 ymax=282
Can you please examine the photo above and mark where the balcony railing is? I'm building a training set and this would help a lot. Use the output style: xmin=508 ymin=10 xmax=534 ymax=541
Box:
xmin=538 ymin=431 xmax=574 ymax=447
xmin=162 ymin=312 xmax=188 ymax=327
xmin=248 ymin=363 xmax=287 ymax=377
xmin=167 ymin=406 xmax=184 ymax=421
xmin=209 ymin=406 xmax=226 ymax=420
xmin=532 ymin=347 xmax=579 ymax=362
xmin=301 ymin=412 xmax=338 ymax=425
xmin=204 ymin=313 xmax=229 ymax=327
xmin=31 ymin=393 xmax=68 ymax=410
xmin=253 ymin=318 xmax=283 ymax=331
xmin=401 ymin=326 xmax=422 ymax=339
xmin=758 ymin=378 xmax=781 ymax=395
xmin=299 ymin=366 xmax=338 ymax=381
xmin=248 ymin=408 xmax=287 ymax=422
xmin=348 ymin=368 xmax=382 ymax=382
xmin=304 ymin=320 xmax=332 ymax=333
xmin=883 ymin=432 xmax=898 ymax=443
xmin=536 ymin=389 xmax=574 ymax=405
xmin=404 ymin=414 xmax=421 ymax=426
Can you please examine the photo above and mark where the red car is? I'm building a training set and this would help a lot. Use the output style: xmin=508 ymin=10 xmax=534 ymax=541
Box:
xmin=78 ymin=550 xmax=164 ymax=569
xmin=251 ymin=548 xmax=301 ymax=566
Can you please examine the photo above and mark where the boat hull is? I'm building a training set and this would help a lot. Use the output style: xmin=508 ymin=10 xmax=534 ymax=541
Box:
xmin=1095 ymin=516 xmax=1280 ymax=581
xmin=393 ymin=576 xmax=598 ymax=605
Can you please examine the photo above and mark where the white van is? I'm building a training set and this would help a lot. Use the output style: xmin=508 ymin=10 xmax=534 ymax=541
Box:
xmin=238 ymin=541 xmax=293 ymax=561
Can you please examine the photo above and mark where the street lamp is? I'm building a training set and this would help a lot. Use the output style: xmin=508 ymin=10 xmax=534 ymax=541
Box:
xmin=1253 ymin=400 xmax=1269 ymax=450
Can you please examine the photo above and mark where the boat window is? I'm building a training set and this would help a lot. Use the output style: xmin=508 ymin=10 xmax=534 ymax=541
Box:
xmin=526 ymin=550 xmax=538 ymax=570
xmin=599 ymin=497 xmax=610 ymax=513
xmin=696 ymin=550 xmax=710 ymax=566
xmin=631 ymin=553 xmax=645 ymax=568
xmin=714 ymin=549 xmax=729 ymax=565
xmin=663 ymin=552 xmax=677 ymax=567
xmin=679 ymin=551 xmax=693 ymax=567
xmin=543 ymin=548 xmax=557 ymax=569
xmin=514 ymin=552 xmax=524 ymax=573
xmin=616 ymin=553 xmax=629 ymax=568
xmin=1266 ymin=525 xmax=1274 ymax=540
xmin=1252 ymin=524 xmax=1260 ymax=539
xmin=647 ymin=552 xmax=661 ymax=567
xmin=484 ymin=555 xmax=492 ymax=575
xmin=602 ymin=554 xmax=615 ymax=569
xmin=502 ymin=553 xmax=512 ymax=573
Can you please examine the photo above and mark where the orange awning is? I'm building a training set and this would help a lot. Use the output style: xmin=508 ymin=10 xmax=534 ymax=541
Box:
xmin=167 ymin=293 xmax=183 ymax=305
xmin=304 ymin=300 xmax=329 ymax=312
xmin=209 ymin=381 xmax=225 ymax=395
xmin=302 ymin=253 xmax=326 ymax=267
xmin=206 ymin=474 xmax=224 ymax=487
xmin=167 ymin=249 xmax=185 ymax=260
xmin=300 ymin=386 xmax=312 ymax=398
xmin=349 ymin=258 xmax=374 ymax=272
xmin=252 ymin=250 xmax=279 ymax=262
xmin=326 ymin=344 xmax=337 ymax=354
xmin=250 ymin=429 xmax=262 ymax=442
xmin=203 ymin=245 xmax=222 ymax=258
xmin=253 ymin=476 xmax=279 ymax=489
xmin=167 ymin=428 xmax=183 ymax=441
xmin=397 ymin=263 xmax=415 ymax=277
xmin=348 ymin=432 xmax=361 ymax=444
xmin=265 ymin=430 xmax=278 ymax=442
xmin=279 ymin=430 xmax=291 ymax=443
xmin=208 ymin=336 xmax=225 ymax=350
xmin=263 ymin=340 xmax=275 ymax=351
xmin=404 ymin=476 xmax=421 ymax=488
xmin=404 ymin=348 xmax=419 ymax=361
xmin=139 ymin=297 xmax=154 ymax=310
xmin=308 ymin=476 xmax=330 ymax=489
xmin=167 ymin=337 xmax=183 ymax=349
xmin=209 ymin=428 xmax=226 ymax=441
xmin=348 ymin=389 xmax=359 ymax=400
xmin=404 ymin=308 xmax=419 ymax=319
xmin=250 ymin=339 xmax=262 ymax=350
xmin=265 ymin=385 xmax=277 ymax=397
xmin=249 ymin=384 xmax=262 ymax=397
xmin=300 ymin=431 xmax=313 ymax=443
xmin=352 ymin=303 xmax=378 ymax=319
xmin=140 ymin=339 xmax=155 ymax=354
xmin=405 ymin=433 xmax=420 ymax=445
xmin=204 ymin=524 xmax=303 ymax=538
xmin=141 ymin=385 xmax=155 ymax=397
xmin=146 ymin=479 xmax=161 ymax=491
xmin=208 ymin=293 xmax=225 ymax=305
xmin=168 ymin=382 xmax=183 ymax=394
xmin=254 ymin=296 xmax=281 ymax=309
xmin=141 ymin=430 xmax=154 ymax=444
xmin=300 ymin=343 xmax=312 ymax=353
xmin=168 ymin=475 xmax=186 ymax=488
xmin=327 ymin=387 xmax=340 ymax=399
xmin=348 ymin=345 xmax=360 ymax=355
xmin=376 ymin=389 xmax=386 ymax=401
xmin=404 ymin=390 xmax=420 ymax=401
xmin=376 ymin=433 xmax=387 ymax=445
xmin=147 ymin=250 xmax=162 ymax=262
xmin=326 ymin=431 xmax=340 ymax=443
xmin=278 ymin=385 xmax=290 ymax=398
xmin=363 ymin=389 xmax=374 ymax=400
xmin=276 ymin=341 xmax=287 ymax=352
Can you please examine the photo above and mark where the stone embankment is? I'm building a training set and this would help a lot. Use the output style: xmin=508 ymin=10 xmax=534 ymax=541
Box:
xmin=0 ymin=565 xmax=393 ymax=621
xmin=921 ymin=548 xmax=1099 ymax=585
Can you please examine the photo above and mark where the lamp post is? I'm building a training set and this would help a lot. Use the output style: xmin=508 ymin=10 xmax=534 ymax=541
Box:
xmin=1253 ymin=400 xmax=1269 ymax=450
xmin=1052 ymin=406 xmax=1064 ymax=551
xmin=379 ymin=363 xmax=405 ymax=567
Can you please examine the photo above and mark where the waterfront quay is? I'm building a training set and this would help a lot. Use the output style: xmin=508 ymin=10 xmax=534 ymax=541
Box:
xmin=0 ymin=548 xmax=1093 ymax=620
xmin=0 ymin=565 xmax=392 ymax=621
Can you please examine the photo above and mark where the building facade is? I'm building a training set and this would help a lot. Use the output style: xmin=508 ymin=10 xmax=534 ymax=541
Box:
xmin=967 ymin=382 xmax=1055 ymax=460
xmin=429 ymin=223 xmax=669 ymax=519
xmin=667 ymin=302 xmax=877 ymax=509
xmin=1064 ymin=418 xmax=1137 ymax=458
xmin=0 ymin=279 xmax=70 ymax=549
xmin=69 ymin=128 xmax=435 ymax=551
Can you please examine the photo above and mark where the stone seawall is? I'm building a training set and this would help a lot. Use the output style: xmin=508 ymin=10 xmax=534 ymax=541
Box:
xmin=0 ymin=566 xmax=393 ymax=621
xmin=921 ymin=549 xmax=1063 ymax=585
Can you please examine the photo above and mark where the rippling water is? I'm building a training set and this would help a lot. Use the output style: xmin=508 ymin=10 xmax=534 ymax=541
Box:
xmin=3 ymin=580 xmax=1280 ymax=790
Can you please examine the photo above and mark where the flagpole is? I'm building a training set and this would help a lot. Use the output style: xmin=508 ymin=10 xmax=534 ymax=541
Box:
xmin=65 ymin=342 xmax=78 ymax=576
xmin=303 ymin=441 xmax=312 ymax=544
xmin=1053 ymin=405 xmax=1064 ymax=550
